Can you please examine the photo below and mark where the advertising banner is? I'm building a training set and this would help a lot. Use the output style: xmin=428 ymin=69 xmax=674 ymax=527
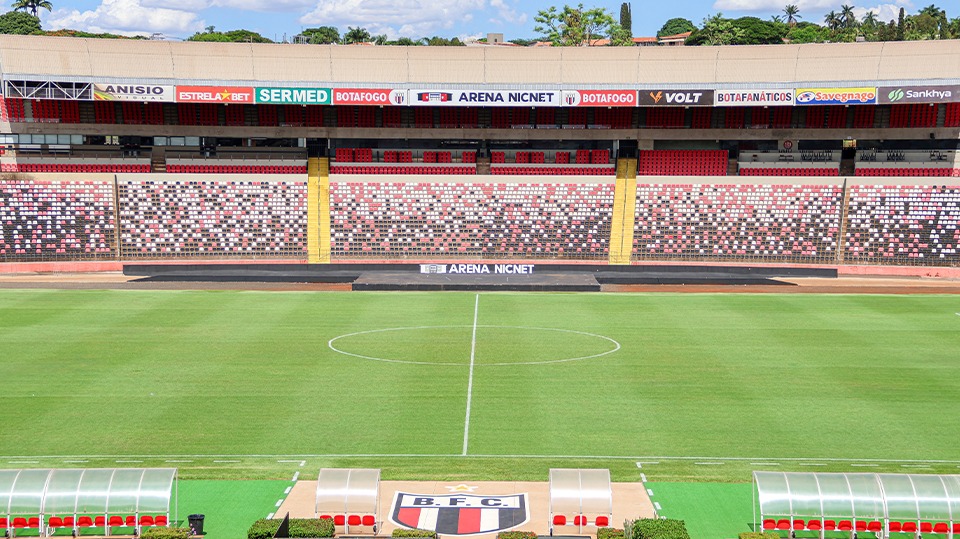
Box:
xmin=561 ymin=90 xmax=637 ymax=107
xmin=255 ymin=87 xmax=332 ymax=105
xmin=637 ymin=89 xmax=713 ymax=106
xmin=94 ymin=84 xmax=174 ymax=102
xmin=795 ymin=87 xmax=876 ymax=105
xmin=176 ymin=86 xmax=254 ymax=103
xmin=410 ymin=89 xmax=561 ymax=107
xmin=878 ymin=85 xmax=960 ymax=104
xmin=333 ymin=88 xmax=407 ymax=106
xmin=714 ymin=89 xmax=794 ymax=107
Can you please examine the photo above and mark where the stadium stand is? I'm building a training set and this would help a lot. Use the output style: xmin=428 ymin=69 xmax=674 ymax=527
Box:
xmin=637 ymin=150 xmax=728 ymax=176
xmin=117 ymin=178 xmax=307 ymax=258
xmin=330 ymin=181 xmax=613 ymax=259
xmin=632 ymin=182 xmax=843 ymax=262
xmin=738 ymin=150 xmax=840 ymax=176
xmin=855 ymin=149 xmax=960 ymax=177
xmin=845 ymin=183 xmax=960 ymax=265
xmin=0 ymin=178 xmax=115 ymax=260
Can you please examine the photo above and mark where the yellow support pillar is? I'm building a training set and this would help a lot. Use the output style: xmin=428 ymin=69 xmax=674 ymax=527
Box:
xmin=307 ymin=157 xmax=331 ymax=264
xmin=608 ymin=159 xmax=638 ymax=265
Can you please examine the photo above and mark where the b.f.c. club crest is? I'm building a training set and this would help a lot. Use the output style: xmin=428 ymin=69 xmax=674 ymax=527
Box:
xmin=390 ymin=492 xmax=529 ymax=535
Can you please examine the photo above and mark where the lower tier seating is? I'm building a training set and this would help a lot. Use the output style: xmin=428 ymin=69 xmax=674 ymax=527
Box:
xmin=330 ymin=182 xmax=614 ymax=259
xmin=1 ymin=163 xmax=150 ymax=173
xmin=0 ymin=179 xmax=116 ymax=260
xmin=845 ymin=184 xmax=960 ymax=265
xmin=632 ymin=183 xmax=843 ymax=262
xmin=117 ymin=179 xmax=307 ymax=258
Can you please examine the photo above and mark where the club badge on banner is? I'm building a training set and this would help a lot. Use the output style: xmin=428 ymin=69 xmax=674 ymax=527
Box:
xmin=561 ymin=90 xmax=637 ymax=107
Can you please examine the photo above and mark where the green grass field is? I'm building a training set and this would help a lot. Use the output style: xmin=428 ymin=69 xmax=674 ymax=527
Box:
xmin=2 ymin=289 xmax=959 ymax=484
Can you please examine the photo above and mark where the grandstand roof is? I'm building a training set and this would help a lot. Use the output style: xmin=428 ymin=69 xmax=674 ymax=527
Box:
xmin=2 ymin=35 xmax=960 ymax=89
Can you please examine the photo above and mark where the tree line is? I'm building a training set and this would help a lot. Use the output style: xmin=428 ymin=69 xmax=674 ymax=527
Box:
xmin=3 ymin=0 xmax=960 ymax=46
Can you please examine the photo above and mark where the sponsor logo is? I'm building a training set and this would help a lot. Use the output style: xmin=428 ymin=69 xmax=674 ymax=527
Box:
xmin=637 ymin=90 xmax=713 ymax=106
xmin=390 ymin=492 xmax=529 ymax=536
xmin=794 ymin=87 xmax=877 ymax=105
xmin=419 ymin=264 xmax=535 ymax=275
xmin=715 ymin=89 xmax=794 ymax=106
xmin=255 ymin=87 xmax=331 ymax=105
xmin=417 ymin=92 xmax=453 ymax=103
xmin=878 ymin=85 xmax=960 ymax=104
xmin=176 ymin=86 xmax=254 ymax=103
xmin=93 ymin=84 xmax=173 ymax=102
xmin=562 ymin=90 xmax=637 ymax=107
xmin=410 ymin=90 xmax=560 ymax=107
xmin=333 ymin=88 xmax=405 ymax=106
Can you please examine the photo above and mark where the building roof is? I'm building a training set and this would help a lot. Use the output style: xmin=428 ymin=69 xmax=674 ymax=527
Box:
xmin=1 ymin=35 xmax=959 ymax=89
xmin=659 ymin=31 xmax=693 ymax=41
xmin=633 ymin=37 xmax=658 ymax=44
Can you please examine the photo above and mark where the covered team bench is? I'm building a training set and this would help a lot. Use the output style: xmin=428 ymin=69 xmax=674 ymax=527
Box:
xmin=315 ymin=468 xmax=380 ymax=534
xmin=548 ymin=469 xmax=613 ymax=535
xmin=754 ymin=471 xmax=960 ymax=538
xmin=0 ymin=468 xmax=177 ymax=537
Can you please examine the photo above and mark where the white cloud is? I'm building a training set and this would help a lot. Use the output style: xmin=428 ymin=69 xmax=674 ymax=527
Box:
xmin=853 ymin=1 xmax=912 ymax=23
xmin=299 ymin=0 xmax=486 ymax=38
xmin=46 ymin=0 xmax=204 ymax=36
xmin=713 ymin=0 xmax=837 ymax=11
xmin=210 ymin=0 xmax=316 ymax=10
xmin=489 ymin=0 xmax=527 ymax=25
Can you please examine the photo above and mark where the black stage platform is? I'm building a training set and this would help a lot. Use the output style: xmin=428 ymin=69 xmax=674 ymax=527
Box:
xmin=352 ymin=271 xmax=601 ymax=292
xmin=124 ymin=263 xmax=836 ymax=291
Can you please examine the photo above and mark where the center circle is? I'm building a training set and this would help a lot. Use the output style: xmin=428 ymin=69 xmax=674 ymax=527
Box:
xmin=327 ymin=325 xmax=620 ymax=366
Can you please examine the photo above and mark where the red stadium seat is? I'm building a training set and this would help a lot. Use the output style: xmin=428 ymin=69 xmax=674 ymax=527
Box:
xmin=554 ymin=515 xmax=567 ymax=526
xmin=855 ymin=520 xmax=866 ymax=531
xmin=361 ymin=515 xmax=375 ymax=526
xmin=838 ymin=520 xmax=853 ymax=531
xmin=776 ymin=519 xmax=791 ymax=530
xmin=920 ymin=522 xmax=933 ymax=533
xmin=109 ymin=515 xmax=124 ymax=527
xmin=889 ymin=521 xmax=902 ymax=532
xmin=595 ymin=516 xmax=609 ymax=527
xmin=78 ymin=516 xmax=94 ymax=527
xmin=155 ymin=515 xmax=168 ymax=526
xmin=953 ymin=523 xmax=960 ymax=533
xmin=805 ymin=520 xmax=821 ymax=531
xmin=140 ymin=515 xmax=155 ymax=527
xmin=48 ymin=516 xmax=64 ymax=528
xmin=793 ymin=519 xmax=805 ymax=530
xmin=126 ymin=515 xmax=137 ymax=527
xmin=573 ymin=515 xmax=587 ymax=526
xmin=933 ymin=522 xmax=949 ymax=533
xmin=0 ymin=518 xmax=7 ymax=529
xmin=63 ymin=516 xmax=75 ymax=528
xmin=902 ymin=521 xmax=918 ymax=533
xmin=12 ymin=518 xmax=27 ymax=528
xmin=334 ymin=515 xmax=345 ymax=526
xmin=347 ymin=515 xmax=361 ymax=526
xmin=823 ymin=519 xmax=836 ymax=531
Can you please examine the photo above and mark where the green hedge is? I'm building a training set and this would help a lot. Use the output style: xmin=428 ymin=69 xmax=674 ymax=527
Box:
xmin=391 ymin=529 xmax=438 ymax=538
xmin=247 ymin=518 xmax=335 ymax=539
xmin=141 ymin=528 xmax=191 ymax=539
xmin=598 ymin=528 xmax=626 ymax=539
xmin=497 ymin=532 xmax=537 ymax=539
xmin=631 ymin=518 xmax=691 ymax=539
xmin=738 ymin=533 xmax=780 ymax=539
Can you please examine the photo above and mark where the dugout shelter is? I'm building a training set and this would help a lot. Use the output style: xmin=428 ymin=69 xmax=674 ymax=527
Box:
xmin=754 ymin=471 xmax=960 ymax=537
xmin=0 ymin=468 xmax=177 ymax=537
xmin=548 ymin=468 xmax=613 ymax=534
xmin=315 ymin=468 xmax=380 ymax=534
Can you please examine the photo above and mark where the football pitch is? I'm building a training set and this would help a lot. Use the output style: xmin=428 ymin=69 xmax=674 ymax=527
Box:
xmin=1 ymin=289 xmax=959 ymax=483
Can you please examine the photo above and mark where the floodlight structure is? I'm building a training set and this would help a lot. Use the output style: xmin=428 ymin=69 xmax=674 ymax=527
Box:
xmin=315 ymin=468 xmax=381 ymax=535
xmin=548 ymin=468 xmax=613 ymax=535
xmin=754 ymin=471 xmax=960 ymax=538
xmin=0 ymin=468 xmax=177 ymax=537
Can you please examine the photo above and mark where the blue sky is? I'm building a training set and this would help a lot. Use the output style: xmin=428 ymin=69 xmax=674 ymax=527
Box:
xmin=41 ymin=0 xmax=927 ymax=42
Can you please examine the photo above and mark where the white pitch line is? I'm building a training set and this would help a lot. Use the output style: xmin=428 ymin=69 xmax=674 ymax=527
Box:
xmin=694 ymin=462 xmax=725 ymax=465
xmin=647 ymin=488 xmax=655 ymax=496
xmin=275 ymin=500 xmax=283 ymax=507
xmin=640 ymin=473 xmax=648 ymax=482
xmin=63 ymin=460 xmax=88 ymax=463
xmin=462 ymin=294 xmax=479 ymax=457
xmin=115 ymin=460 xmax=142 ymax=463
xmin=213 ymin=460 xmax=240 ymax=463
xmin=799 ymin=463 xmax=827 ymax=466
xmin=267 ymin=513 xmax=275 ymax=520
xmin=292 ymin=471 xmax=300 ymax=482
xmin=654 ymin=502 xmax=662 ymax=511
xmin=851 ymin=464 xmax=879 ymax=467
xmin=165 ymin=460 xmax=193 ymax=463
xmin=750 ymin=463 xmax=781 ymax=466
xmin=8 ymin=461 xmax=38 ymax=464
xmin=284 ymin=487 xmax=292 ymax=494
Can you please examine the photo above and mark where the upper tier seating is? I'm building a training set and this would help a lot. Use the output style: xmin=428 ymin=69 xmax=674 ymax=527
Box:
xmin=0 ymin=179 xmax=115 ymax=260
xmin=1 ymin=162 xmax=150 ymax=173
xmin=117 ymin=179 xmax=306 ymax=258
xmin=845 ymin=184 xmax=960 ymax=265
xmin=738 ymin=151 xmax=840 ymax=176
xmin=855 ymin=150 xmax=960 ymax=177
xmin=330 ymin=182 xmax=614 ymax=259
xmin=633 ymin=183 xmax=843 ymax=262
xmin=638 ymin=150 xmax=728 ymax=176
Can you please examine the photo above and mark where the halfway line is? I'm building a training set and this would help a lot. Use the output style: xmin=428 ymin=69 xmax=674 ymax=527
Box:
xmin=463 ymin=294 xmax=480 ymax=456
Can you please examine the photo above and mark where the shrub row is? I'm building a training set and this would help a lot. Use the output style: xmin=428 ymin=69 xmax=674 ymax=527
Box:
xmin=629 ymin=518 xmax=691 ymax=539
xmin=391 ymin=529 xmax=438 ymax=538
xmin=598 ymin=527 xmax=626 ymax=539
xmin=247 ymin=518 xmax=335 ymax=539
xmin=738 ymin=533 xmax=780 ymax=539
xmin=141 ymin=528 xmax=191 ymax=539
xmin=497 ymin=532 xmax=537 ymax=539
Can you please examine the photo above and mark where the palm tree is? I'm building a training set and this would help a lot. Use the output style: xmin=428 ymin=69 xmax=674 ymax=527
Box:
xmin=840 ymin=4 xmax=858 ymax=29
xmin=783 ymin=4 xmax=801 ymax=25
xmin=10 ymin=0 xmax=52 ymax=17
xmin=861 ymin=11 xmax=879 ymax=27
xmin=824 ymin=10 xmax=841 ymax=31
